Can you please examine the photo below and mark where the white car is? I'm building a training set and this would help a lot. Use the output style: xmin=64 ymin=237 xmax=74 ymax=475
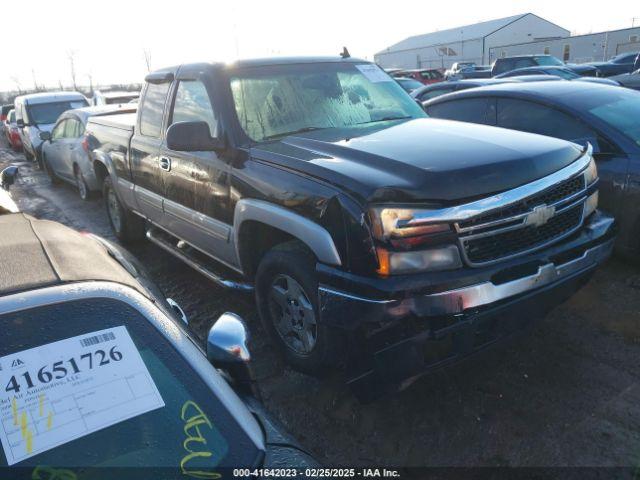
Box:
xmin=14 ymin=92 xmax=88 ymax=163
xmin=92 ymin=90 xmax=140 ymax=106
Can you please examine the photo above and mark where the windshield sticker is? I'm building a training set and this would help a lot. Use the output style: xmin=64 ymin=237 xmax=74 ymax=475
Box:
xmin=355 ymin=64 xmax=393 ymax=83
xmin=0 ymin=326 xmax=164 ymax=465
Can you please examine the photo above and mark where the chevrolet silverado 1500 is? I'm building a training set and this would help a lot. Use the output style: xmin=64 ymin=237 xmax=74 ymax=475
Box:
xmin=84 ymin=57 xmax=615 ymax=400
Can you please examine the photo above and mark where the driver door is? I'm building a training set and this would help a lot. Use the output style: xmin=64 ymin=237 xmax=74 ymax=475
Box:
xmin=46 ymin=119 xmax=67 ymax=177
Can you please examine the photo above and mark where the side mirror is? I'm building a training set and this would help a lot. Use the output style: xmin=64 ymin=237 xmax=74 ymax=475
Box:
xmin=16 ymin=119 xmax=24 ymax=128
xmin=1 ymin=165 xmax=18 ymax=191
xmin=166 ymin=121 xmax=225 ymax=152
xmin=207 ymin=313 xmax=254 ymax=392
xmin=39 ymin=131 xmax=51 ymax=142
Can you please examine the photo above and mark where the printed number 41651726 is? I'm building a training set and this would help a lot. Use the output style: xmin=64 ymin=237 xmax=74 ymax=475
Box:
xmin=5 ymin=346 xmax=123 ymax=394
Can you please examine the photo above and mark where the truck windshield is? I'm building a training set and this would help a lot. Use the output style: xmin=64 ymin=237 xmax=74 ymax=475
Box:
xmin=27 ymin=100 xmax=88 ymax=125
xmin=230 ymin=62 xmax=425 ymax=142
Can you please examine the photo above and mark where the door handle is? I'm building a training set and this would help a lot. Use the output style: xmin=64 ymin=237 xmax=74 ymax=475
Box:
xmin=159 ymin=156 xmax=171 ymax=172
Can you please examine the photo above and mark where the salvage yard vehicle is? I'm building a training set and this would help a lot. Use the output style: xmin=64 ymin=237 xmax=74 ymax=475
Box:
xmin=85 ymin=56 xmax=614 ymax=400
xmin=587 ymin=51 xmax=640 ymax=77
xmin=0 ymin=205 xmax=316 ymax=474
xmin=495 ymin=65 xmax=620 ymax=86
xmin=394 ymin=68 xmax=444 ymax=85
xmin=1 ymin=104 xmax=13 ymax=128
xmin=39 ymin=105 xmax=136 ymax=200
xmin=13 ymin=92 xmax=89 ymax=163
xmin=395 ymin=77 xmax=424 ymax=93
xmin=491 ymin=54 xmax=599 ymax=77
xmin=424 ymin=81 xmax=639 ymax=257
xmin=611 ymin=68 xmax=640 ymax=91
xmin=3 ymin=109 xmax=22 ymax=151
xmin=92 ymin=89 xmax=140 ymax=106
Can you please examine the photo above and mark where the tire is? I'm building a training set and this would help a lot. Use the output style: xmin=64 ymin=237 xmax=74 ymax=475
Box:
xmin=42 ymin=155 xmax=61 ymax=185
xmin=255 ymin=241 xmax=343 ymax=375
xmin=74 ymin=167 xmax=91 ymax=201
xmin=24 ymin=148 xmax=34 ymax=162
xmin=103 ymin=176 xmax=145 ymax=243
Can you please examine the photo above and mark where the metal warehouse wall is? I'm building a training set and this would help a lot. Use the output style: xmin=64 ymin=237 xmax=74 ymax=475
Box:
xmin=374 ymin=38 xmax=484 ymax=70
xmin=488 ymin=27 xmax=640 ymax=63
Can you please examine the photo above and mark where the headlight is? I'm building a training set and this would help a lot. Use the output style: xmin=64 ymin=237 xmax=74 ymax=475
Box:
xmin=584 ymin=191 xmax=598 ymax=218
xmin=584 ymin=156 xmax=598 ymax=186
xmin=369 ymin=207 xmax=451 ymax=240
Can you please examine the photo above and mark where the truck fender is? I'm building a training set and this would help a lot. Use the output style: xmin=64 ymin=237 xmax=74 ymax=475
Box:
xmin=92 ymin=149 xmax=117 ymax=184
xmin=233 ymin=199 xmax=342 ymax=266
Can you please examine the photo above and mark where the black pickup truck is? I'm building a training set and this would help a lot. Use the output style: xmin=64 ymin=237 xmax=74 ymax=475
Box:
xmin=84 ymin=56 xmax=615 ymax=400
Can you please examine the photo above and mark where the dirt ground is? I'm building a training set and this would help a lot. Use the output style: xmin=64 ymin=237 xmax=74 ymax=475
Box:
xmin=2 ymin=139 xmax=640 ymax=468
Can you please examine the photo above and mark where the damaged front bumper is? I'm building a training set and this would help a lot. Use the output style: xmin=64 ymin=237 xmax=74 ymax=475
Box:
xmin=317 ymin=211 xmax=615 ymax=401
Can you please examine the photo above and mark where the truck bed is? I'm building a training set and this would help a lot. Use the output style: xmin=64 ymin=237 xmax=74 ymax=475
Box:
xmin=88 ymin=112 xmax=136 ymax=131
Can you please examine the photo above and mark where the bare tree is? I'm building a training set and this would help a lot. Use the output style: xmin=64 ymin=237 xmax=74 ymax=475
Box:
xmin=143 ymin=49 xmax=152 ymax=72
xmin=68 ymin=50 xmax=78 ymax=90
xmin=32 ymin=69 xmax=41 ymax=91
xmin=10 ymin=76 xmax=22 ymax=94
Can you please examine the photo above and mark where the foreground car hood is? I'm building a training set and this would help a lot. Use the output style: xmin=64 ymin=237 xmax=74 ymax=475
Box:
xmin=252 ymin=118 xmax=583 ymax=204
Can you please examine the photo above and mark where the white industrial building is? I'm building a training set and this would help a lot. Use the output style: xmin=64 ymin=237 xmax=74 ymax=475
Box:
xmin=375 ymin=13 xmax=570 ymax=69
xmin=489 ymin=26 xmax=640 ymax=64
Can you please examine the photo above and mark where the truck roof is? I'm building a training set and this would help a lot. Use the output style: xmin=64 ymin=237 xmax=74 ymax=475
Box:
xmin=14 ymin=91 xmax=87 ymax=105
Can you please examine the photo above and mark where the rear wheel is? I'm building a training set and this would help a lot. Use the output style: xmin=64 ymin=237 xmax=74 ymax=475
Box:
xmin=103 ymin=176 xmax=145 ymax=243
xmin=255 ymin=241 xmax=343 ymax=374
xmin=24 ymin=149 xmax=34 ymax=162
xmin=74 ymin=167 xmax=91 ymax=201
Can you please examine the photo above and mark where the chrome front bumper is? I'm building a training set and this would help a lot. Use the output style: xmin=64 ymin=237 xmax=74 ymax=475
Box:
xmin=319 ymin=214 xmax=614 ymax=321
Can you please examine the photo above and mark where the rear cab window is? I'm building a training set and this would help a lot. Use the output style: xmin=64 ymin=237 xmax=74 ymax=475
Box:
xmin=0 ymin=297 xmax=262 ymax=474
xmin=139 ymin=82 xmax=171 ymax=137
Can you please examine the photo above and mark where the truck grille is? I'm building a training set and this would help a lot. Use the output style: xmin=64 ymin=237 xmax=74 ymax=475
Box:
xmin=458 ymin=175 xmax=585 ymax=230
xmin=462 ymin=204 xmax=584 ymax=264
xmin=457 ymin=172 xmax=588 ymax=266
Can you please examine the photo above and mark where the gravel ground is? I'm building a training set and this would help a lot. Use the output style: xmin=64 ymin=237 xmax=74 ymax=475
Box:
xmin=2 ymin=138 xmax=640 ymax=468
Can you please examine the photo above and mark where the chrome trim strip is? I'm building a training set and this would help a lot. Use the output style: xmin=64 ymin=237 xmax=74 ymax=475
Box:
xmin=320 ymin=236 xmax=613 ymax=316
xmin=397 ymin=146 xmax=592 ymax=227
xmin=0 ymin=282 xmax=265 ymax=450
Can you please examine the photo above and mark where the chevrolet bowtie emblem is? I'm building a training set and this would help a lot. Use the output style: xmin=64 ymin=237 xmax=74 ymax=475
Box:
xmin=525 ymin=204 xmax=556 ymax=227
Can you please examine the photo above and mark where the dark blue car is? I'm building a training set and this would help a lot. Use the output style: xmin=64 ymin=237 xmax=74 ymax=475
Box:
xmin=423 ymin=81 xmax=640 ymax=257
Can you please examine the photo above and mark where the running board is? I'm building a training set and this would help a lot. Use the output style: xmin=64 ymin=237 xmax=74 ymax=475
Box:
xmin=146 ymin=228 xmax=253 ymax=292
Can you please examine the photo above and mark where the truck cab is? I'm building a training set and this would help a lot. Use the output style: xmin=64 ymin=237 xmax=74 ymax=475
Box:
xmin=86 ymin=57 xmax=615 ymax=400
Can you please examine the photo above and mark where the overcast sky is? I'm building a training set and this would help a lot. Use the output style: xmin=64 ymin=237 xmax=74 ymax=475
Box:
xmin=1 ymin=0 xmax=638 ymax=91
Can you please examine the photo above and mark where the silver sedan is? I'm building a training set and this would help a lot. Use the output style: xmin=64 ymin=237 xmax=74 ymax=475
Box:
xmin=40 ymin=105 xmax=135 ymax=200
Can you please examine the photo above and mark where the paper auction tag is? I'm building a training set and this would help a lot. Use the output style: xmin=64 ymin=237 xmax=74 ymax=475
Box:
xmin=0 ymin=326 xmax=164 ymax=465
xmin=356 ymin=64 xmax=393 ymax=83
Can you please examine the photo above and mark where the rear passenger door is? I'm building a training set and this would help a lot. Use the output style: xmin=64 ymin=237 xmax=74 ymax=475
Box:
xmin=130 ymin=80 xmax=171 ymax=224
xmin=159 ymin=76 xmax=234 ymax=265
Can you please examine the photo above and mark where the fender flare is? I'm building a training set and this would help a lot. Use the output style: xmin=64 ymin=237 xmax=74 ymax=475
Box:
xmin=233 ymin=199 xmax=342 ymax=267
xmin=91 ymin=149 xmax=118 ymax=183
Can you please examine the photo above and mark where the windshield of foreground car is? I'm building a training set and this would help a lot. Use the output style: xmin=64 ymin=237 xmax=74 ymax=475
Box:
xmin=535 ymin=56 xmax=565 ymax=66
xmin=584 ymin=88 xmax=640 ymax=147
xmin=0 ymin=297 xmax=261 ymax=474
xmin=27 ymin=100 xmax=88 ymax=125
xmin=230 ymin=62 xmax=426 ymax=142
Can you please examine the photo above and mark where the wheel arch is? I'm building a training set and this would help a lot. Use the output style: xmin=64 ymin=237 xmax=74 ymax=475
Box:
xmin=234 ymin=199 xmax=342 ymax=277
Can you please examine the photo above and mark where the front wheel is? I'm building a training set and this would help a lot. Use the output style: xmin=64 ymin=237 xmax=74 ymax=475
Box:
xmin=255 ymin=241 xmax=343 ymax=375
xmin=42 ymin=155 xmax=61 ymax=185
xmin=103 ymin=176 xmax=145 ymax=243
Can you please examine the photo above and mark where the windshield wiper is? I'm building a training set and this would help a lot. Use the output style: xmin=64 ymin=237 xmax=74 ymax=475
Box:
xmin=263 ymin=126 xmax=325 ymax=140
xmin=357 ymin=116 xmax=412 ymax=125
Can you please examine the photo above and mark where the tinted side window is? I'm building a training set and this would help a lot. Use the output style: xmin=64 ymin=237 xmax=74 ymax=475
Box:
xmin=426 ymin=98 xmax=493 ymax=125
xmin=494 ymin=59 xmax=514 ymax=75
xmin=139 ymin=82 xmax=170 ymax=137
xmin=497 ymin=98 xmax=596 ymax=145
xmin=418 ymin=87 xmax=455 ymax=101
xmin=170 ymin=80 xmax=217 ymax=137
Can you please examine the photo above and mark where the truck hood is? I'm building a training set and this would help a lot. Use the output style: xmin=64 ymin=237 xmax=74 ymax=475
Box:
xmin=251 ymin=118 xmax=583 ymax=204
